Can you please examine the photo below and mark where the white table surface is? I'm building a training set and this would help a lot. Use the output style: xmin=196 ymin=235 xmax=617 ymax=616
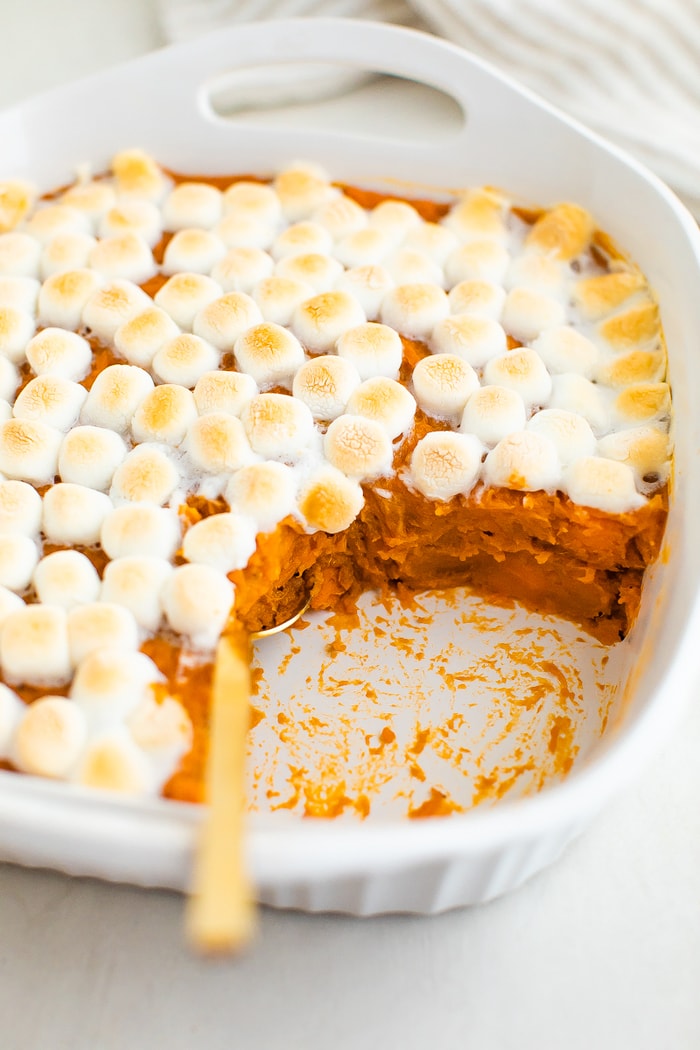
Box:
xmin=2 ymin=3 xmax=699 ymax=1048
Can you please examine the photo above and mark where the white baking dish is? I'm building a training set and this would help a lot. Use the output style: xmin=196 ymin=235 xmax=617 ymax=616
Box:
xmin=0 ymin=18 xmax=699 ymax=915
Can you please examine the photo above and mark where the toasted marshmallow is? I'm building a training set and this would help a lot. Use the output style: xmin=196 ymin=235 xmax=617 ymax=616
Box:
xmin=151 ymin=333 xmax=220 ymax=388
xmin=225 ymin=461 xmax=297 ymax=532
xmin=525 ymin=203 xmax=594 ymax=260
xmin=83 ymin=366 xmax=155 ymax=435
xmin=483 ymin=348 xmax=552 ymax=407
xmin=98 ymin=200 xmax=162 ymax=248
xmin=573 ymin=271 xmax=647 ymax=321
xmin=335 ymin=227 xmax=394 ymax=268
xmin=410 ymin=431 xmax=482 ymax=500
xmin=0 ymin=356 xmax=19 ymax=402
xmin=445 ymin=241 xmax=510 ymax=286
xmin=210 ymin=247 xmax=274 ymax=294
xmin=161 ymin=181 xmax=223 ymax=231
xmin=33 ymin=550 xmax=101 ymax=608
xmin=110 ymin=445 xmax=180 ymax=505
xmin=242 ymin=393 xmax=315 ymax=460
xmin=380 ymin=283 xmax=449 ymax=340
xmin=531 ymin=326 xmax=600 ymax=378
xmin=43 ymin=482 xmax=113 ymax=544
xmin=234 ymin=322 xmax=305 ymax=387
xmin=505 ymin=252 xmax=569 ymax=294
xmin=114 ymin=307 xmax=180 ymax=368
xmin=292 ymin=355 xmax=361 ymax=420
xmin=252 ymin=276 xmax=315 ymax=326
xmin=298 ymin=464 xmax=364 ymax=533
xmin=460 ymin=385 xmax=528 ymax=446
xmin=88 ymin=233 xmax=156 ymax=284
xmin=71 ymin=649 xmax=163 ymax=730
xmin=335 ymin=264 xmax=394 ymax=318
xmin=431 ymin=314 xmax=507 ymax=368
xmin=404 ymin=222 xmax=459 ymax=265
xmin=192 ymin=291 xmax=263 ymax=350
xmin=101 ymin=502 xmax=181 ymax=561
xmin=384 ymin=247 xmax=444 ymax=288
xmin=185 ymin=412 xmax=255 ymax=474
xmin=61 ymin=180 xmax=117 ymax=223
xmin=26 ymin=328 xmax=92 ymax=382
xmin=412 ymin=354 xmax=480 ymax=419
xmin=40 ymin=232 xmax=97 ymax=279
xmin=0 ymin=683 xmax=24 ymax=753
xmin=58 ymin=425 xmax=127 ymax=491
xmin=100 ymin=556 xmax=173 ymax=632
xmin=67 ymin=601 xmax=140 ymax=666
xmin=111 ymin=149 xmax=169 ymax=203
xmin=549 ymin=373 xmax=611 ymax=436
xmin=0 ymin=232 xmax=41 ymax=277
xmin=597 ymin=350 xmax=666 ymax=389
xmin=599 ymin=302 xmax=661 ymax=351
xmin=345 ymin=377 xmax=416 ymax=439
xmin=162 ymin=228 xmax=227 ymax=276
xmin=369 ymin=199 xmax=422 ymax=241
xmin=312 ymin=194 xmax=367 ymax=239
xmin=37 ymin=268 xmax=102 ymax=329
xmin=154 ymin=273 xmax=223 ymax=331
xmin=484 ymin=431 xmax=560 ymax=491
xmin=597 ymin=425 xmax=671 ymax=486
xmin=13 ymin=375 xmax=87 ymax=431
xmin=324 ymin=413 xmax=393 ymax=480
xmin=501 ymin=287 xmax=567 ymax=342
xmin=526 ymin=408 xmax=597 ymax=467
xmin=160 ymin=562 xmax=235 ymax=649
xmin=274 ymin=164 xmax=336 ymax=220
xmin=0 ymin=604 xmax=70 ymax=686
xmin=223 ymin=180 xmax=282 ymax=224
xmin=443 ymin=189 xmax=508 ymax=242
xmin=335 ymin=322 xmax=401 ymax=381
xmin=566 ymin=456 xmax=643 ymax=512
xmin=0 ymin=584 xmax=25 ymax=629
xmin=275 ymin=251 xmax=342 ymax=293
xmin=12 ymin=696 xmax=86 ymax=777
xmin=0 ymin=275 xmax=40 ymax=313
xmin=214 ymin=211 xmax=275 ymax=251
xmin=74 ymin=732 xmax=153 ymax=795
xmin=0 ymin=534 xmax=39 ymax=593
xmin=82 ymin=279 xmax=151 ymax=342
xmin=613 ymin=383 xmax=671 ymax=426
xmin=0 ymin=479 xmax=42 ymax=536
xmin=182 ymin=511 xmax=257 ymax=573
xmin=293 ymin=291 xmax=367 ymax=353
xmin=0 ymin=418 xmax=62 ymax=483
xmin=272 ymin=221 xmax=333 ymax=260
xmin=131 ymin=384 xmax=198 ymax=446
xmin=0 ymin=398 xmax=10 ymax=421
xmin=26 ymin=204 xmax=91 ymax=245
xmin=127 ymin=693 xmax=192 ymax=780
xmin=193 ymin=370 xmax=258 ymax=417
xmin=0 ymin=306 xmax=35 ymax=362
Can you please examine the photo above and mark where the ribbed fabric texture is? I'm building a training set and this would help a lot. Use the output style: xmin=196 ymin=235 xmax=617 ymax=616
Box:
xmin=158 ymin=0 xmax=700 ymax=217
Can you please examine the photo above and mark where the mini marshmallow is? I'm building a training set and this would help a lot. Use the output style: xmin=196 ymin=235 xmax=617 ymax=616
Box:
xmin=0 ymin=683 xmax=24 ymax=754
xmin=0 ymin=479 xmax=42 ymax=536
xmin=193 ymin=370 xmax=258 ymax=417
xmin=211 ymin=247 xmax=274 ymax=294
xmin=243 ymin=393 xmax=315 ymax=461
xmin=83 ymin=365 xmax=155 ymax=435
xmin=312 ymin=194 xmax=367 ymax=239
xmin=324 ymin=413 xmax=393 ymax=480
xmin=442 ymin=189 xmax=508 ymax=242
xmin=74 ymin=732 xmax=154 ymax=795
xmin=13 ymin=375 xmax=87 ymax=431
xmin=380 ymin=283 xmax=449 ymax=340
xmin=114 ymin=307 xmax=180 ymax=368
xmin=252 ymin=276 xmax=315 ymax=326
xmin=234 ymin=322 xmax=305 ymax=387
xmin=460 ymin=385 xmax=528 ymax=447
xmin=162 ymin=228 xmax=227 ymax=275
xmin=88 ymin=233 xmax=156 ymax=284
xmin=599 ymin=302 xmax=661 ymax=352
xmin=410 ymin=430 xmax=482 ymax=500
xmin=0 ymin=604 xmax=70 ymax=686
xmin=334 ymin=227 xmax=394 ymax=268
xmin=154 ymin=272 xmax=223 ymax=331
xmin=501 ymin=287 xmax=567 ymax=342
xmin=404 ymin=222 xmax=460 ymax=265
xmin=565 ymin=456 xmax=644 ymax=513
xmin=160 ymin=562 xmax=235 ymax=649
xmin=272 ymin=221 xmax=333 ymax=260
xmin=111 ymin=149 xmax=169 ymax=203
xmin=37 ymin=268 xmax=102 ymax=330
xmin=345 ymin=377 xmax=416 ymax=439
xmin=573 ymin=271 xmax=647 ymax=321
xmin=12 ymin=696 xmax=87 ymax=777
xmin=225 ymin=461 xmax=297 ymax=533
xmin=597 ymin=349 xmax=666 ymax=389
xmin=0 ymin=356 xmax=19 ymax=402
xmin=161 ymin=181 xmax=223 ymax=231
xmin=110 ymin=445 xmax=180 ymax=505
xmin=82 ymin=279 xmax=151 ymax=343
xmin=0 ymin=586 xmax=24 ymax=630
xmin=58 ymin=425 xmax=128 ymax=491
xmin=298 ymin=464 xmax=364 ymax=534
xmin=369 ymin=200 xmax=422 ymax=242
xmin=525 ymin=203 xmax=593 ymax=261
xmin=448 ymin=279 xmax=507 ymax=320
xmin=597 ymin=425 xmax=671 ymax=486
xmin=531 ymin=326 xmax=600 ymax=379
xmin=61 ymin=180 xmax=117 ymax=223
xmin=214 ymin=211 xmax=276 ymax=251
xmin=0 ymin=534 xmax=39 ymax=593
xmin=335 ymin=264 xmax=394 ymax=318
xmin=0 ymin=306 xmax=35 ymax=362
xmin=613 ymin=383 xmax=671 ymax=426
xmin=0 ymin=232 xmax=42 ymax=277
xmin=26 ymin=328 xmax=92 ymax=381
xmin=70 ymin=648 xmax=163 ymax=730
xmin=431 ymin=314 xmax=507 ymax=368
xmin=182 ymin=511 xmax=258 ymax=573
xmin=100 ymin=556 xmax=173 ymax=632
xmin=484 ymin=430 xmax=561 ymax=492
xmin=292 ymin=290 xmax=366 ymax=353
xmin=43 ymin=482 xmax=113 ymax=544
xmin=223 ymin=181 xmax=282 ymax=225
xmin=292 ymin=355 xmax=361 ymax=420
xmin=336 ymin=322 xmax=403 ymax=381
xmin=505 ymin=252 xmax=570 ymax=294
xmin=40 ymin=232 xmax=97 ymax=278
xmin=33 ymin=550 xmax=101 ymax=609
xmin=412 ymin=354 xmax=480 ymax=419
xmin=25 ymin=204 xmax=91 ymax=245
xmin=127 ymin=693 xmax=192 ymax=782
xmin=97 ymin=200 xmax=162 ymax=248
xmin=0 ymin=418 xmax=62 ymax=483
xmin=151 ymin=333 xmax=220 ymax=388
xmin=192 ymin=291 xmax=263 ymax=350
xmin=273 ymin=163 xmax=336 ymax=221
xmin=131 ymin=384 xmax=198 ymax=446
xmin=445 ymin=240 xmax=511 ymax=286
xmin=482 ymin=348 xmax=552 ymax=407
xmin=549 ymin=373 xmax=612 ymax=437
xmin=100 ymin=502 xmax=181 ymax=561
xmin=0 ymin=276 xmax=39 ymax=315
xmin=384 ymin=248 xmax=444 ymax=288
xmin=275 ymin=251 xmax=343 ymax=293
xmin=185 ymin=412 xmax=255 ymax=474
xmin=67 ymin=601 xmax=140 ymax=666
xmin=526 ymin=408 xmax=597 ymax=467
